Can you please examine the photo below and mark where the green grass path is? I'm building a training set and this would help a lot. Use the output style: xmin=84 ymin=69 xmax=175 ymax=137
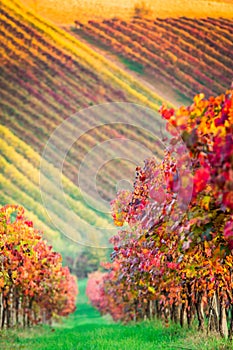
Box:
xmin=0 ymin=279 xmax=232 ymax=350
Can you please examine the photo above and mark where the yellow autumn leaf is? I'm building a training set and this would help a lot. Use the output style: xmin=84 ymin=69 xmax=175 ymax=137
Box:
xmin=201 ymin=196 xmax=211 ymax=211
xmin=12 ymin=271 xmax=17 ymax=280
xmin=148 ymin=286 xmax=156 ymax=294
xmin=194 ymin=93 xmax=205 ymax=105
xmin=114 ymin=220 xmax=123 ymax=227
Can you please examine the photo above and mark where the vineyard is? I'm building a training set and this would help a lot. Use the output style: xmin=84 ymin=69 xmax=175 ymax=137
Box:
xmin=74 ymin=16 xmax=233 ymax=100
xmin=0 ymin=0 xmax=174 ymax=206
xmin=1 ymin=0 xmax=233 ymax=347
xmin=0 ymin=205 xmax=78 ymax=328
xmin=87 ymin=90 xmax=233 ymax=339
xmin=0 ymin=125 xmax=114 ymax=253
xmin=1 ymin=278 xmax=232 ymax=349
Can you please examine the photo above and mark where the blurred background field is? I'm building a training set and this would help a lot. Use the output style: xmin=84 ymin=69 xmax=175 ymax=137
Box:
xmin=22 ymin=0 xmax=233 ymax=24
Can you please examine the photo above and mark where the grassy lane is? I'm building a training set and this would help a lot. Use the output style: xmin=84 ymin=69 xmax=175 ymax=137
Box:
xmin=0 ymin=279 xmax=232 ymax=349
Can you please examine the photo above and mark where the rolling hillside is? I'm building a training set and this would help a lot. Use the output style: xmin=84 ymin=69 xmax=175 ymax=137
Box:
xmin=1 ymin=0 xmax=233 ymax=346
xmin=0 ymin=0 xmax=171 ymax=252
xmin=1 ymin=0 xmax=231 ymax=252
xmin=0 ymin=0 xmax=169 ymax=206
xmin=74 ymin=17 xmax=233 ymax=100
xmin=0 ymin=125 xmax=114 ymax=254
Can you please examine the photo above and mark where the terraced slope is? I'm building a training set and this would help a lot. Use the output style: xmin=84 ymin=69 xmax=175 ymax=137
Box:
xmin=0 ymin=0 xmax=169 ymax=204
xmin=0 ymin=125 xmax=114 ymax=253
xmin=74 ymin=17 xmax=233 ymax=100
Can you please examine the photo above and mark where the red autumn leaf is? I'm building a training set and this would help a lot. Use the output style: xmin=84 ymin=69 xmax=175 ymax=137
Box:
xmin=193 ymin=167 xmax=210 ymax=197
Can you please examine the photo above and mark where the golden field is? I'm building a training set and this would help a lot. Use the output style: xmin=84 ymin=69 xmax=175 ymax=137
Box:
xmin=21 ymin=0 xmax=233 ymax=24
